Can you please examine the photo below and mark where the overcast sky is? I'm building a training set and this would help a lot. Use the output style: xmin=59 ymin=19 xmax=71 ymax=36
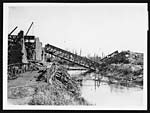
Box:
xmin=8 ymin=3 xmax=148 ymax=57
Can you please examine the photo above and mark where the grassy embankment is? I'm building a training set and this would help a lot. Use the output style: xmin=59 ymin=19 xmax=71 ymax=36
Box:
xmin=8 ymin=62 xmax=90 ymax=105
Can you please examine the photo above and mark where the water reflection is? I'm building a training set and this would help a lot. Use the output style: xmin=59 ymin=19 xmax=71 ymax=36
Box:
xmin=81 ymin=80 xmax=143 ymax=107
xmin=68 ymin=70 xmax=144 ymax=107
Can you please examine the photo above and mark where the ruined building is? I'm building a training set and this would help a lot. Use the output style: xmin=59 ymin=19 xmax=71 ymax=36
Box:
xmin=8 ymin=30 xmax=45 ymax=64
xmin=35 ymin=37 xmax=43 ymax=61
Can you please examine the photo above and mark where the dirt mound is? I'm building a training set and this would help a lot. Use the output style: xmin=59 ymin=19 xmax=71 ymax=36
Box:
xmin=100 ymin=51 xmax=143 ymax=87
xmin=101 ymin=50 xmax=143 ymax=65
xmin=8 ymin=62 xmax=89 ymax=105
xmin=28 ymin=80 xmax=89 ymax=105
xmin=36 ymin=62 xmax=80 ymax=95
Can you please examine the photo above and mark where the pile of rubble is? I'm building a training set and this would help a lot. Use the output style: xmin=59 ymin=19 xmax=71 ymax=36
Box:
xmin=28 ymin=62 xmax=88 ymax=105
xmin=100 ymin=50 xmax=143 ymax=87
xmin=36 ymin=62 xmax=80 ymax=96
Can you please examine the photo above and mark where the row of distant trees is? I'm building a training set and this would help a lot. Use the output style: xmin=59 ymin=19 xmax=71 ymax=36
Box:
xmin=66 ymin=49 xmax=106 ymax=63
xmin=63 ymin=48 xmax=108 ymax=64
xmin=46 ymin=48 xmax=106 ymax=65
xmin=66 ymin=48 xmax=106 ymax=58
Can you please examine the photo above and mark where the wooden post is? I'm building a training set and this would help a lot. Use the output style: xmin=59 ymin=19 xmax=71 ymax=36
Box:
xmin=95 ymin=75 xmax=96 ymax=90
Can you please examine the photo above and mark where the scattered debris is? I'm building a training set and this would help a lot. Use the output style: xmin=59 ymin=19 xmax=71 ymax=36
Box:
xmin=36 ymin=62 xmax=80 ymax=96
xmin=99 ymin=50 xmax=143 ymax=87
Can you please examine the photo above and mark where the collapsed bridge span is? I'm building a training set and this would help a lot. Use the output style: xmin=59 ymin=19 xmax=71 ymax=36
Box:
xmin=44 ymin=44 xmax=119 ymax=71
xmin=45 ymin=44 xmax=101 ymax=71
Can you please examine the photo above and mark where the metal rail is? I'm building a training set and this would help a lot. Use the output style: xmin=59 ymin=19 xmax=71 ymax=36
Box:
xmin=25 ymin=22 xmax=34 ymax=36
xmin=8 ymin=26 xmax=18 ymax=36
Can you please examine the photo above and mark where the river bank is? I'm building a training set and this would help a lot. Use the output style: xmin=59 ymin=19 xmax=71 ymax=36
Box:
xmin=7 ymin=51 xmax=144 ymax=105
xmin=8 ymin=63 xmax=90 ymax=105
xmin=70 ymin=51 xmax=143 ymax=88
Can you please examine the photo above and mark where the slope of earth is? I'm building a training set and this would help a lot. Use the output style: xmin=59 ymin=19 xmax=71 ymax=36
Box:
xmin=99 ymin=50 xmax=143 ymax=88
xmin=8 ymin=62 xmax=90 ymax=105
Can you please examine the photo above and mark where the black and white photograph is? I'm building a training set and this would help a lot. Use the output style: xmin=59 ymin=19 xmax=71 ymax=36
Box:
xmin=3 ymin=3 xmax=148 ymax=110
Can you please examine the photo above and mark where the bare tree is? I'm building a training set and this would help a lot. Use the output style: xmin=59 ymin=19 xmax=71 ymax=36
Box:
xmin=79 ymin=49 xmax=82 ymax=56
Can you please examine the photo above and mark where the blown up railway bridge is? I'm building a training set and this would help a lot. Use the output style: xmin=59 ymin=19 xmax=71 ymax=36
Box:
xmin=8 ymin=24 xmax=120 ymax=79
xmin=44 ymin=44 xmax=119 ymax=72
xmin=8 ymin=40 xmax=119 ymax=78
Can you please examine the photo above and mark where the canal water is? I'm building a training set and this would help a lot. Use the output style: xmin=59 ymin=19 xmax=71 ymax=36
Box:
xmin=81 ymin=79 xmax=143 ymax=107
xmin=68 ymin=70 xmax=144 ymax=108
